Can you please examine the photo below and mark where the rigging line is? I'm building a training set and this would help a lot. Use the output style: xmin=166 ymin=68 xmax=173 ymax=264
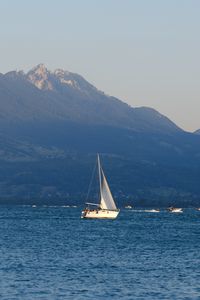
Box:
xmin=98 ymin=154 xmax=102 ymax=201
xmin=85 ymin=157 xmax=97 ymax=203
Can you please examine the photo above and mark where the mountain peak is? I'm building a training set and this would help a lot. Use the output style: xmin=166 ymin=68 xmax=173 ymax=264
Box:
xmin=194 ymin=129 xmax=200 ymax=135
xmin=30 ymin=63 xmax=48 ymax=75
xmin=25 ymin=64 xmax=99 ymax=94
xmin=54 ymin=68 xmax=70 ymax=77
xmin=53 ymin=68 xmax=76 ymax=87
xmin=27 ymin=64 xmax=53 ymax=90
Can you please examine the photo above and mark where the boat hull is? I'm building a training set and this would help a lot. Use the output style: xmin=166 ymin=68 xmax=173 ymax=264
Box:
xmin=81 ymin=209 xmax=120 ymax=219
xmin=170 ymin=209 xmax=182 ymax=213
xmin=168 ymin=208 xmax=182 ymax=213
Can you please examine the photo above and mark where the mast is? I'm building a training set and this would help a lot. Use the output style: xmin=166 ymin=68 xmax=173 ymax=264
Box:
xmin=97 ymin=154 xmax=102 ymax=202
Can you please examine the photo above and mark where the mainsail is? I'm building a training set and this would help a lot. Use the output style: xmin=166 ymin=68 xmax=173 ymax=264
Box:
xmin=100 ymin=170 xmax=117 ymax=210
xmin=97 ymin=155 xmax=117 ymax=210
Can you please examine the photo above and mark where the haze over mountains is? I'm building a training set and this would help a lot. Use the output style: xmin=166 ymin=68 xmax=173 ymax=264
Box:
xmin=0 ymin=64 xmax=200 ymax=206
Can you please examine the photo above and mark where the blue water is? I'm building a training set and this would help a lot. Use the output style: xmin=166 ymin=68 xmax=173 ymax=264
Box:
xmin=0 ymin=207 xmax=200 ymax=299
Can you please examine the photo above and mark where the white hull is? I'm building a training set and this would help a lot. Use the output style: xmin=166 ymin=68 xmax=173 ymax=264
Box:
xmin=81 ymin=209 xmax=120 ymax=219
xmin=168 ymin=208 xmax=182 ymax=213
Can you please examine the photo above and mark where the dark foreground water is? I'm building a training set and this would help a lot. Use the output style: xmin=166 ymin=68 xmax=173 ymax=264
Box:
xmin=0 ymin=207 xmax=200 ymax=300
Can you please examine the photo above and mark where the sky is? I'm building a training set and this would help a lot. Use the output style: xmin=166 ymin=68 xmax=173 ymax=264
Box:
xmin=0 ymin=0 xmax=199 ymax=131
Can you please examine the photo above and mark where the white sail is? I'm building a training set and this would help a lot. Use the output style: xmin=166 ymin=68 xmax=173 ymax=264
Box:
xmin=100 ymin=169 xmax=117 ymax=210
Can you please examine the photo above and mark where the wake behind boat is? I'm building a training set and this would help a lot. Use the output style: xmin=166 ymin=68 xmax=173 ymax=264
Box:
xmin=145 ymin=209 xmax=160 ymax=213
xmin=81 ymin=155 xmax=120 ymax=219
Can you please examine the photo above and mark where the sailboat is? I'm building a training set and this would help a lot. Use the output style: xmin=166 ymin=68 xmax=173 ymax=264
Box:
xmin=81 ymin=154 xmax=120 ymax=219
xmin=167 ymin=207 xmax=183 ymax=213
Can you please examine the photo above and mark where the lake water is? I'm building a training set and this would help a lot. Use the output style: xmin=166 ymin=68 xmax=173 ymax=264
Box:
xmin=0 ymin=206 xmax=200 ymax=299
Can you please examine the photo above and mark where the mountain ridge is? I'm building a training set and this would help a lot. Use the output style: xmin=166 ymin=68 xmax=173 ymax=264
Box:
xmin=1 ymin=64 xmax=181 ymax=134
xmin=194 ymin=129 xmax=200 ymax=135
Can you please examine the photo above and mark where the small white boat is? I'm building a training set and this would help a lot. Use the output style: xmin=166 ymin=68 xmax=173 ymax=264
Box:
xmin=167 ymin=207 xmax=183 ymax=213
xmin=125 ymin=205 xmax=132 ymax=209
xmin=196 ymin=208 xmax=200 ymax=211
xmin=81 ymin=155 xmax=120 ymax=219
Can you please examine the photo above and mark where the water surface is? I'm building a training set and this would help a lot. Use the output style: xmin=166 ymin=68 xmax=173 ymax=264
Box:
xmin=0 ymin=206 xmax=200 ymax=299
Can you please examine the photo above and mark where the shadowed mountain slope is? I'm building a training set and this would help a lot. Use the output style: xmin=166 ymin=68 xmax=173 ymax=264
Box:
xmin=0 ymin=64 xmax=200 ymax=206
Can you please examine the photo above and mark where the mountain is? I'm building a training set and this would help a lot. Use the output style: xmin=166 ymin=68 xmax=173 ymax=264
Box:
xmin=0 ymin=64 xmax=180 ymax=133
xmin=194 ymin=129 xmax=200 ymax=135
xmin=0 ymin=64 xmax=200 ymax=207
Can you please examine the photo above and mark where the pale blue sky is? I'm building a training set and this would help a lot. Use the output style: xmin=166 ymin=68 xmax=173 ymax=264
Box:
xmin=0 ymin=0 xmax=199 ymax=131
